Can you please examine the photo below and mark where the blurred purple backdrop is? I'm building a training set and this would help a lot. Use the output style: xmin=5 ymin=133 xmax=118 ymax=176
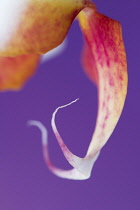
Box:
xmin=0 ymin=0 xmax=139 ymax=210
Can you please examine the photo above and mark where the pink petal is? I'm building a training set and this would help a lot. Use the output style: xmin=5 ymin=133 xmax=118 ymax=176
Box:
xmin=78 ymin=8 xmax=128 ymax=157
xmin=28 ymin=5 xmax=128 ymax=180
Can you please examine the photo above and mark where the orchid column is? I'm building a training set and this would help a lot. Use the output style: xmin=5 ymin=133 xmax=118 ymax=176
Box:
xmin=0 ymin=0 xmax=128 ymax=180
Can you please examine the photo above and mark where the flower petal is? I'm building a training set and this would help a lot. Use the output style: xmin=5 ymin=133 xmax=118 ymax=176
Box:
xmin=0 ymin=54 xmax=40 ymax=90
xmin=29 ymin=6 xmax=127 ymax=180
xmin=78 ymin=8 xmax=128 ymax=157
xmin=0 ymin=0 xmax=94 ymax=90
xmin=0 ymin=0 xmax=91 ymax=56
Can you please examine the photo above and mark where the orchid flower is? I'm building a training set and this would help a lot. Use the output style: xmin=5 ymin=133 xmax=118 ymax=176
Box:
xmin=0 ymin=0 xmax=128 ymax=180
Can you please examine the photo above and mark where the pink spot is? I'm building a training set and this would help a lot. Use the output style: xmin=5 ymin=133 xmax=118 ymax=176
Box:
xmin=102 ymin=123 xmax=106 ymax=129
xmin=119 ymin=75 xmax=123 ymax=81
xmin=102 ymin=101 xmax=106 ymax=109
xmin=109 ymin=78 xmax=114 ymax=86
xmin=104 ymin=115 xmax=109 ymax=121
xmin=107 ymin=95 xmax=110 ymax=101
xmin=107 ymin=60 xmax=110 ymax=67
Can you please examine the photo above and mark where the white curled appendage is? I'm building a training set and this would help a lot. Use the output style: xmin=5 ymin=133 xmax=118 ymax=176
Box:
xmin=28 ymin=99 xmax=100 ymax=180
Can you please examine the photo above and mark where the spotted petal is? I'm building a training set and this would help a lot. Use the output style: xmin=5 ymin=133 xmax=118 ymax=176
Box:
xmin=29 ymin=6 xmax=128 ymax=180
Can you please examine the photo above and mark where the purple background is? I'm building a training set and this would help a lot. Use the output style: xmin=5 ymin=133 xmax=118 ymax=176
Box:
xmin=0 ymin=0 xmax=139 ymax=209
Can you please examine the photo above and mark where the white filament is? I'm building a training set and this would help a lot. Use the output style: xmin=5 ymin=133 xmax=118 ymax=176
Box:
xmin=28 ymin=99 xmax=100 ymax=180
xmin=28 ymin=120 xmax=48 ymax=146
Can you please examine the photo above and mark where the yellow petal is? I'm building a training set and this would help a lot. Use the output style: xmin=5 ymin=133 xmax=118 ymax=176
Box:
xmin=0 ymin=0 xmax=93 ymax=90
xmin=0 ymin=0 xmax=92 ymax=57
xmin=0 ymin=54 xmax=40 ymax=90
